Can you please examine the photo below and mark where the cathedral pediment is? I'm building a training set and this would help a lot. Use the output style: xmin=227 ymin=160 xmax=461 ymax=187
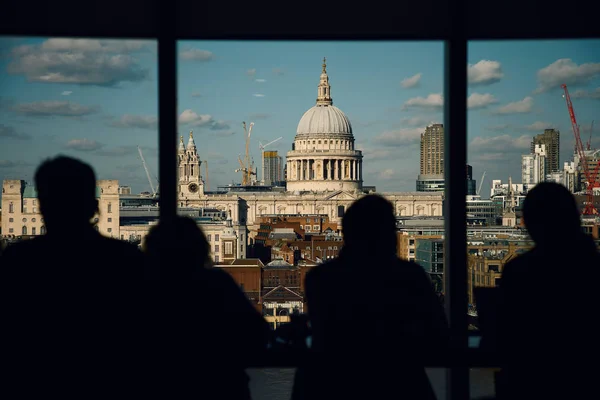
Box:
xmin=322 ymin=190 xmax=359 ymax=201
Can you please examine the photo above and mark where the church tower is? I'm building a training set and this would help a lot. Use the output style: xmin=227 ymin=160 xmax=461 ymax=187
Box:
xmin=178 ymin=131 xmax=204 ymax=203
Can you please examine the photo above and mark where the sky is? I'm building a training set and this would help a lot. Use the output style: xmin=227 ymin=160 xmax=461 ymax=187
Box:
xmin=1 ymin=38 xmax=599 ymax=195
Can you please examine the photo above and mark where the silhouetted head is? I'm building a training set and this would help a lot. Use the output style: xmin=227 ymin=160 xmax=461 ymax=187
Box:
xmin=523 ymin=182 xmax=581 ymax=247
xmin=34 ymin=156 xmax=98 ymax=233
xmin=341 ymin=194 xmax=397 ymax=258
xmin=143 ymin=216 xmax=211 ymax=278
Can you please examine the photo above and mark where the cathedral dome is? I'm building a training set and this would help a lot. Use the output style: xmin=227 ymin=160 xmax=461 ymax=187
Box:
xmin=296 ymin=104 xmax=353 ymax=136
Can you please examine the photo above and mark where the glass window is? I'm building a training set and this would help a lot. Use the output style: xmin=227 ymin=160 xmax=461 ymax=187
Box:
xmin=0 ymin=37 xmax=158 ymax=241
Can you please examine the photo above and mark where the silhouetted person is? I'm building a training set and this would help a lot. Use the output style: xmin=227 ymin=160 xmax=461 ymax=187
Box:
xmin=141 ymin=216 xmax=270 ymax=400
xmin=1 ymin=156 xmax=144 ymax=397
xmin=494 ymin=182 xmax=600 ymax=399
xmin=293 ymin=194 xmax=449 ymax=400
xmin=1 ymin=155 xmax=143 ymax=279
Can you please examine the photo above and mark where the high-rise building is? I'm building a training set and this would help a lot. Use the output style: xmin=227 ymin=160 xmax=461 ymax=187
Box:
xmin=466 ymin=164 xmax=476 ymax=195
xmin=522 ymin=144 xmax=547 ymax=190
xmin=531 ymin=129 xmax=559 ymax=173
xmin=263 ymin=150 xmax=283 ymax=186
xmin=420 ymin=124 xmax=444 ymax=175
xmin=416 ymin=124 xmax=445 ymax=192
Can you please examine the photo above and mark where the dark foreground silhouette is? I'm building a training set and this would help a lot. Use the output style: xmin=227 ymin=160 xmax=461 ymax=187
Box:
xmin=1 ymin=155 xmax=144 ymax=279
xmin=293 ymin=194 xmax=450 ymax=400
xmin=1 ymin=156 xmax=144 ymax=397
xmin=142 ymin=216 xmax=270 ymax=399
xmin=493 ymin=182 xmax=600 ymax=399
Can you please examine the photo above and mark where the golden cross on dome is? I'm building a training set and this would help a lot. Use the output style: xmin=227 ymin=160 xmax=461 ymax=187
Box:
xmin=189 ymin=130 xmax=193 ymax=138
xmin=322 ymin=57 xmax=327 ymax=73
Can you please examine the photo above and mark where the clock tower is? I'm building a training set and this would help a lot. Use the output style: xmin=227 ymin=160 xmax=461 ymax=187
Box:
xmin=178 ymin=131 xmax=204 ymax=204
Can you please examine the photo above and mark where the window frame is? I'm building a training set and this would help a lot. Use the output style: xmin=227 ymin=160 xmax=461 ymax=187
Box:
xmin=3 ymin=6 xmax=595 ymax=398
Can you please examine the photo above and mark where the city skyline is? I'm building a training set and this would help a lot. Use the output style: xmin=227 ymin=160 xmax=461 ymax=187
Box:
xmin=1 ymin=38 xmax=599 ymax=194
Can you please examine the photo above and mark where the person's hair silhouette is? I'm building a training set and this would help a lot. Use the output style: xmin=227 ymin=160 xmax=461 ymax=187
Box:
xmin=341 ymin=193 xmax=397 ymax=258
xmin=143 ymin=215 xmax=211 ymax=279
xmin=522 ymin=181 xmax=583 ymax=247
xmin=294 ymin=194 xmax=449 ymax=400
xmin=35 ymin=155 xmax=99 ymax=233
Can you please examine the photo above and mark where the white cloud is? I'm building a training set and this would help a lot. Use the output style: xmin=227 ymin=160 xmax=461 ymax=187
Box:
xmin=402 ymin=93 xmax=443 ymax=110
xmin=247 ymin=68 xmax=256 ymax=77
xmin=468 ymin=60 xmax=504 ymax=86
xmin=253 ymin=93 xmax=265 ymax=98
xmin=485 ymin=124 xmax=511 ymax=132
xmin=179 ymin=48 xmax=214 ymax=61
xmin=65 ymin=138 xmax=103 ymax=152
xmin=401 ymin=73 xmax=422 ymax=88
xmin=13 ymin=101 xmax=99 ymax=116
xmin=110 ymin=115 xmax=158 ymax=130
xmin=468 ymin=93 xmax=497 ymax=109
xmin=0 ymin=124 xmax=31 ymax=140
xmin=178 ymin=109 xmax=213 ymax=126
xmin=7 ymin=39 xmax=150 ymax=86
xmin=469 ymin=134 xmax=531 ymax=161
xmin=354 ymin=143 xmax=396 ymax=161
xmin=493 ymin=97 xmax=533 ymax=114
xmin=61 ymin=91 xmax=72 ymax=96
xmin=535 ymin=59 xmax=600 ymax=93
xmin=378 ymin=169 xmax=395 ymax=180
xmin=572 ymin=87 xmax=600 ymax=100
xmin=401 ymin=116 xmax=433 ymax=127
xmin=272 ymin=68 xmax=285 ymax=76
xmin=373 ymin=127 xmax=425 ymax=146
xmin=177 ymin=109 xmax=230 ymax=130
xmin=255 ymin=78 xmax=266 ymax=83
xmin=525 ymin=121 xmax=555 ymax=131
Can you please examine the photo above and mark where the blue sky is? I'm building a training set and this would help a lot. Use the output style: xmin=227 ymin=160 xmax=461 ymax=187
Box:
xmin=1 ymin=38 xmax=599 ymax=195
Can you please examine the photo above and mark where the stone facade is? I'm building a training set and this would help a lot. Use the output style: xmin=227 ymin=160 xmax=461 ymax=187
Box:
xmin=1 ymin=179 xmax=119 ymax=238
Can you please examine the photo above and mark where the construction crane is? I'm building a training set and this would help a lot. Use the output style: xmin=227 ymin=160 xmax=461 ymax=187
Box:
xmin=137 ymin=146 xmax=158 ymax=196
xmin=235 ymin=155 xmax=256 ymax=186
xmin=561 ymin=84 xmax=599 ymax=215
xmin=235 ymin=121 xmax=256 ymax=186
xmin=205 ymin=160 xmax=209 ymax=191
xmin=476 ymin=171 xmax=486 ymax=196
xmin=259 ymin=136 xmax=283 ymax=184
xmin=586 ymin=120 xmax=594 ymax=151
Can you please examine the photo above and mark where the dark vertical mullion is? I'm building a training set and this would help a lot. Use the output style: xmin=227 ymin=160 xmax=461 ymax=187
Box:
xmin=158 ymin=5 xmax=177 ymax=226
xmin=443 ymin=36 xmax=469 ymax=400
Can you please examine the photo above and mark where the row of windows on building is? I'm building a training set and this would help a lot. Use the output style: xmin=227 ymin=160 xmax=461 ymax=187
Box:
xmin=8 ymin=202 xmax=113 ymax=213
xmin=7 ymin=226 xmax=46 ymax=235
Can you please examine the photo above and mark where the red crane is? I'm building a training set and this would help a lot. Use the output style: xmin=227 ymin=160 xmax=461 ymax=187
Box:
xmin=586 ymin=120 xmax=594 ymax=151
xmin=561 ymin=84 xmax=599 ymax=215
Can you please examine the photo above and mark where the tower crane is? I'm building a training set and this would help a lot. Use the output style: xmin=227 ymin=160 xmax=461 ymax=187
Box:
xmin=476 ymin=171 xmax=486 ymax=196
xmin=561 ymin=84 xmax=599 ymax=215
xmin=235 ymin=121 xmax=256 ymax=186
xmin=137 ymin=146 xmax=158 ymax=196
xmin=204 ymin=160 xmax=209 ymax=191
xmin=259 ymin=136 xmax=283 ymax=184
xmin=586 ymin=120 xmax=594 ymax=151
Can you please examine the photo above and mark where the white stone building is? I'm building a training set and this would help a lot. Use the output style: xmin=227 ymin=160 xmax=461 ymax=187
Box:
xmin=1 ymin=179 xmax=119 ymax=238
xmin=176 ymin=58 xmax=443 ymax=238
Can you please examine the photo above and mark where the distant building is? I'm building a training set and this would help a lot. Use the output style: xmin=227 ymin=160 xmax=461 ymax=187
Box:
xmin=466 ymin=164 xmax=477 ymax=196
xmin=263 ymin=150 xmax=284 ymax=186
xmin=531 ymin=129 xmax=560 ymax=173
xmin=1 ymin=179 xmax=119 ymax=239
xmin=416 ymin=123 xmax=445 ymax=192
xmin=522 ymin=143 xmax=547 ymax=190
xmin=118 ymin=186 xmax=132 ymax=195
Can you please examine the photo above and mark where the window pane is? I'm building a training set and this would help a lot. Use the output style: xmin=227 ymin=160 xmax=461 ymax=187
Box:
xmin=0 ymin=36 xmax=158 ymax=247
xmin=178 ymin=39 xmax=445 ymax=392
xmin=467 ymin=39 xmax=600 ymax=396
